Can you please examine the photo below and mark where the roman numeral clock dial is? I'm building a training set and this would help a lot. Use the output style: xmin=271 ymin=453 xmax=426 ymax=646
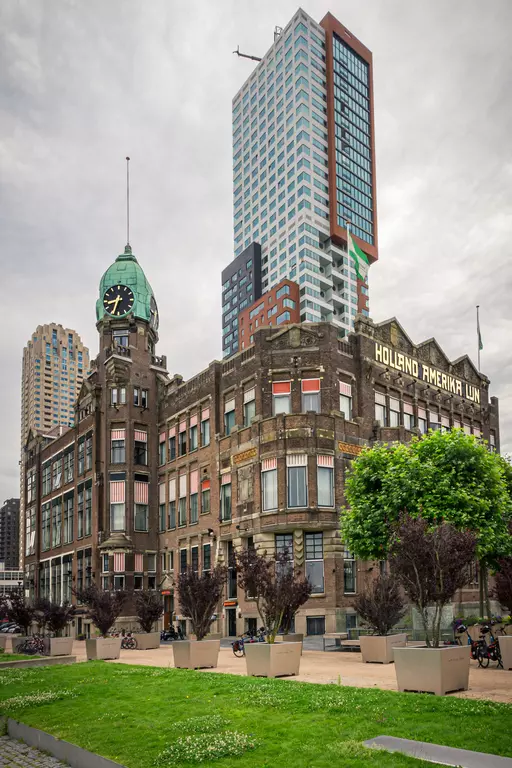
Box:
xmin=103 ymin=285 xmax=134 ymax=317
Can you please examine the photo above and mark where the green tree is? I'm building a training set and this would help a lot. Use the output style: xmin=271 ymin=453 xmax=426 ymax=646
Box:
xmin=341 ymin=430 xmax=512 ymax=618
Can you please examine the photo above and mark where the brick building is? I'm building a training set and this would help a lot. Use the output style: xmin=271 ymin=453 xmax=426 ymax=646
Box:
xmin=23 ymin=243 xmax=500 ymax=636
xmin=0 ymin=499 xmax=20 ymax=570
xmin=238 ymin=279 xmax=300 ymax=352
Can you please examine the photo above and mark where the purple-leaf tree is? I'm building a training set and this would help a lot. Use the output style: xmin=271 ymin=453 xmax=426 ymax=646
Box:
xmin=353 ymin=573 xmax=406 ymax=636
xmin=73 ymin=585 xmax=127 ymax=638
xmin=134 ymin=590 xmax=164 ymax=634
xmin=389 ymin=515 xmax=476 ymax=647
xmin=176 ymin=566 xmax=227 ymax=641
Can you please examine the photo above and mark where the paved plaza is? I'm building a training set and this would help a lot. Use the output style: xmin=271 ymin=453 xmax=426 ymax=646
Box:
xmin=67 ymin=639 xmax=512 ymax=704
xmin=0 ymin=736 xmax=66 ymax=767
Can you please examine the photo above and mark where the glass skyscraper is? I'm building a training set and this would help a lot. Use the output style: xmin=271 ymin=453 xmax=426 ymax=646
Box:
xmin=231 ymin=9 xmax=377 ymax=337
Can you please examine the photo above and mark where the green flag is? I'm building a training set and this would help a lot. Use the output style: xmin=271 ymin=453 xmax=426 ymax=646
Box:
xmin=348 ymin=230 xmax=370 ymax=282
xmin=477 ymin=313 xmax=483 ymax=351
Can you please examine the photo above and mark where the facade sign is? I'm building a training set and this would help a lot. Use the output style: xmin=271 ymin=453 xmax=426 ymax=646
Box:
xmin=374 ymin=342 xmax=480 ymax=404
xmin=232 ymin=447 xmax=258 ymax=465
xmin=337 ymin=441 xmax=363 ymax=456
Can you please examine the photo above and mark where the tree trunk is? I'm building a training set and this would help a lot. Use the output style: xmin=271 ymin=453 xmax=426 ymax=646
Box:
xmin=479 ymin=560 xmax=484 ymax=618
xmin=483 ymin=564 xmax=491 ymax=620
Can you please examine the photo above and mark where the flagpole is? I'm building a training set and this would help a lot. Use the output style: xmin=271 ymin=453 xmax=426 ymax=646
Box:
xmin=476 ymin=305 xmax=481 ymax=371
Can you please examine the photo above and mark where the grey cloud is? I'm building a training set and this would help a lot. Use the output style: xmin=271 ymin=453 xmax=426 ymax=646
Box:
xmin=1 ymin=0 xmax=511 ymax=496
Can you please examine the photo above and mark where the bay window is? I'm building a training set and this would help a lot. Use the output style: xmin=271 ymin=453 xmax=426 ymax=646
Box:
xmin=287 ymin=454 xmax=308 ymax=508
xmin=134 ymin=429 xmax=148 ymax=465
xmin=305 ymin=532 xmax=324 ymax=594
xmin=111 ymin=428 xmax=125 ymax=463
xmin=262 ymin=458 xmax=278 ymax=511
xmin=134 ymin=474 xmax=149 ymax=531
xmin=317 ymin=455 xmax=334 ymax=507
xmin=301 ymin=378 xmax=320 ymax=412
xmin=109 ymin=472 xmax=125 ymax=531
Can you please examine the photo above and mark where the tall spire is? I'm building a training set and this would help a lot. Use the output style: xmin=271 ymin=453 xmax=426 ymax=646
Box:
xmin=126 ymin=156 xmax=131 ymax=252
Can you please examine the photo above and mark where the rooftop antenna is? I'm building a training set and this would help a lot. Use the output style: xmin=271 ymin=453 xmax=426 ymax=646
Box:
xmin=126 ymin=156 xmax=130 ymax=247
xmin=233 ymin=45 xmax=261 ymax=62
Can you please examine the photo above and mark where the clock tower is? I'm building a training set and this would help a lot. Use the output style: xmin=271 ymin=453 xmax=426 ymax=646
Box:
xmin=90 ymin=242 xmax=168 ymax=589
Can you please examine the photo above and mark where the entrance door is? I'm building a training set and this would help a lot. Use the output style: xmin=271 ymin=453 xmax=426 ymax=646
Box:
xmin=226 ymin=608 xmax=237 ymax=637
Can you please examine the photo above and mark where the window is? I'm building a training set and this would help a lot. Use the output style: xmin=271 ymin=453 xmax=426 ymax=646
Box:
xmin=339 ymin=381 xmax=352 ymax=419
xmin=77 ymin=486 xmax=84 ymax=537
xmin=429 ymin=409 xmax=440 ymax=431
xmin=63 ymin=493 xmax=74 ymax=544
xmin=180 ymin=549 xmax=187 ymax=573
xmin=52 ymin=456 xmax=62 ymax=489
xmin=178 ymin=421 xmax=187 ymax=455
xmin=41 ymin=503 xmax=51 ymax=551
xmin=277 ymin=310 xmax=291 ymax=325
xmin=243 ymin=387 xmax=256 ymax=426
xmin=301 ymin=378 xmax=320 ymax=412
xmin=159 ymin=484 xmax=166 ymax=531
xmin=169 ymin=429 xmax=176 ymax=460
xmin=64 ymin=449 xmax=74 ymax=484
xmin=227 ymin=540 xmax=237 ymax=598
xmin=134 ymin=430 xmax=148 ymax=465
xmin=317 ymin=456 xmax=334 ymax=507
xmin=133 ymin=387 xmax=140 ymax=406
xmin=203 ymin=543 xmax=211 ymax=572
xmin=262 ymin=458 xmax=278 ymax=511
xmin=403 ymin=402 xmax=415 ymax=431
xmin=178 ymin=474 xmax=187 ymax=526
xmin=272 ymin=381 xmax=291 ymax=414
xmin=201 ymin=479 xmax=210 ymax=514
xmin=189 ymin=416 xmax=198 ymax=451
xmin=306 ymin=616 xmax=325 ymax=635
xmin=343 ymin=546 xmax=356 ymax=593
xmin=84 ymin=482 xmax=92 ymax=536
xmin=224 ymin=398 xmax=236 ymax=435
xmin=417 ymin=407 xmax=427 ymax=434
xmin=201 ymin=409 xmax=210 ymax=446
xmin=374 ymin=391 xmax=387 ymax=426
xmin=114 ymin=575 xmax=125 ymax=591
xmin=78 ymin=439 xmax=85 ymax=474
xmin=102 ymin=554 xmax=109 ymax=573
xmin=85 ymin=434 xmax=93 ymax=470
xmin=190 ymin=470 xmax=199 ymax=524
xmin=169 ymin=477 xmax=176 ymax=528
xmin=42 ymin=462 xmax=51 ymax=496
xmin=220 ymin=475 xmax=232 ymax=521
xmin=113 ymin=329 xmax=129 ymax=347
xmin=305 ymin=532 xmax=324 ymax=593
xmin=52 ymin=498 xmax=62 ymax=547
xmin=441 ymin=415 xmax=450 ymax=433
xmin=159 ymin=433 xmax=166 ymax=464
xmin=141 ymin=389 xmax=148 ymax=409
xmin=389 ymin=397 xmax=400 ymax=428
xmin=111 ymin=428 xmax=126 ymax=463
xmin=276 ymin=284 xmax=290 ymax=299
xmin=109 ymin=472 xmax=125 ymax=531
xmin=191 ymin=546 xmax=199 ymax=573
xmin=287 ymin=455 xmax=308 ymax=507
xmin=134 ymin=474 xmax=149 ymax=531
xmin=275 ymin=533 xmax=293 ymax=574
xmin=134 ymin=574 xmax=143 ymax=590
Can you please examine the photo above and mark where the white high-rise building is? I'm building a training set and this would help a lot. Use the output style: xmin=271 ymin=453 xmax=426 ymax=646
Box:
xmin=231 ymin=8 xmax=377 ymax=337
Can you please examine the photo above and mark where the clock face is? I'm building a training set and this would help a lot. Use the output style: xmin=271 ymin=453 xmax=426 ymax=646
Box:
xmin=103 ymin=285 xmax=134 ymax=317
xmin=150 ymin=296 xmax=159 ymax=330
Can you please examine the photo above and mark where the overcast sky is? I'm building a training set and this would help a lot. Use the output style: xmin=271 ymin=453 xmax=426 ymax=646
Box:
xmin=1 ymin=0 xmax=511 ymax=498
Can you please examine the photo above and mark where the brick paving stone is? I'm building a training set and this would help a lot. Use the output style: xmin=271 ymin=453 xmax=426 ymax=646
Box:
xmin=0 ymin=737 xmax=67 ymax=767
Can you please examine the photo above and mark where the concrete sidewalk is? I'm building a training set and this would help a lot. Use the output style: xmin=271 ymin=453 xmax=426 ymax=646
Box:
xmin=70 ymin=641 xmax=512 ymax=704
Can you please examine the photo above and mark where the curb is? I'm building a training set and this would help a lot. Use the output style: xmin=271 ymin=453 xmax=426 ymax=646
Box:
xmin=0 ymin=655 xmax=76 ymax=669
xmin=8 ymin=719 xmax=127 ymax=768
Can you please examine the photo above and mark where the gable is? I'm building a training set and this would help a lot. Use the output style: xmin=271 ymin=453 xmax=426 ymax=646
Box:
xmin=451 ymin=355 xmax=482 ymax=386
xmin=416 ymin=339 xmax=452 ymax=371
xmin=268 ymin=324 xmax=321 ymax=350
xmin=374 ymin=318 xmax=415 ymax=355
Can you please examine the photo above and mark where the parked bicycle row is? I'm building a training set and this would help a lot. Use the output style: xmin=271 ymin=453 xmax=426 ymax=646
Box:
xmin=453 ymin=620 xmax=506 ymax=669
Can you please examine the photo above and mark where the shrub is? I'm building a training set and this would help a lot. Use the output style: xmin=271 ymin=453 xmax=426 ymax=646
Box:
xmin=33 ymin=597 xmax=52 ymax=635
xmin=493 ymin=557 xmax=512 ymax=615
xmin=352 ymin=574 xmax=406 ymax=636
xmin=73 ymin=585 xmax=127 ymax=638
xmin=389 ymin=515 xmax=476 ymax=647
xmin=134 ymin=590 xmax=163 ymax=633
xmin=176 ymin=566 xmax=227 ymax=641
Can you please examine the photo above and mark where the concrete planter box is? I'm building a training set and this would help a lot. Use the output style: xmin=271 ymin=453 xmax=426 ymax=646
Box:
xmin=394 ymin=645 xmax=471 ymax=695
xmin=245 ymin=641 xmax=302 ymax=678
xmin=85 ymin=637 xmax=122 ymax=660
xmin=498 ymin=635 xmax=512 ymax=670
xmin=0 ymin=635 xmax=22 ymax=653
xmin=134 ymin=632 xmax=160 ymax=650
xmin=360 ymin=633 xmax=407 ymax=664
xmin=282 ymin=633 xmax=304 ymax=643
xmin=173 ymin=639 xmax=220 ymax=669
xmin=189 ymin=633 xmax=222 ymax=641
xmin=44 ymin=638 xmax=74 ymax=657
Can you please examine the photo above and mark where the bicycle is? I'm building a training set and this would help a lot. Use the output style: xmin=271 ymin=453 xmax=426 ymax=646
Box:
xmin=476 ymin=624 xmax=503 ymax=669
xmin=232 ymin=628 xmax=266 ymax=657
xmin=454 ymin=624 xmax=483 ymax=661
xmin=18 ymin=636 xmax=46 ymax=656
xmin=121 ymin=632 xmax=137 ymax=650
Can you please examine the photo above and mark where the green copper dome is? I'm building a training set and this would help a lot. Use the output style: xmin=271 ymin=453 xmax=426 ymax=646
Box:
xmin=96 ymin=245 xmax=155 ymax=323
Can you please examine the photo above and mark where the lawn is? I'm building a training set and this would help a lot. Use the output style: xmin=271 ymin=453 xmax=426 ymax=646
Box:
xmin=0 ymin=662 xmax=511 ymax=767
